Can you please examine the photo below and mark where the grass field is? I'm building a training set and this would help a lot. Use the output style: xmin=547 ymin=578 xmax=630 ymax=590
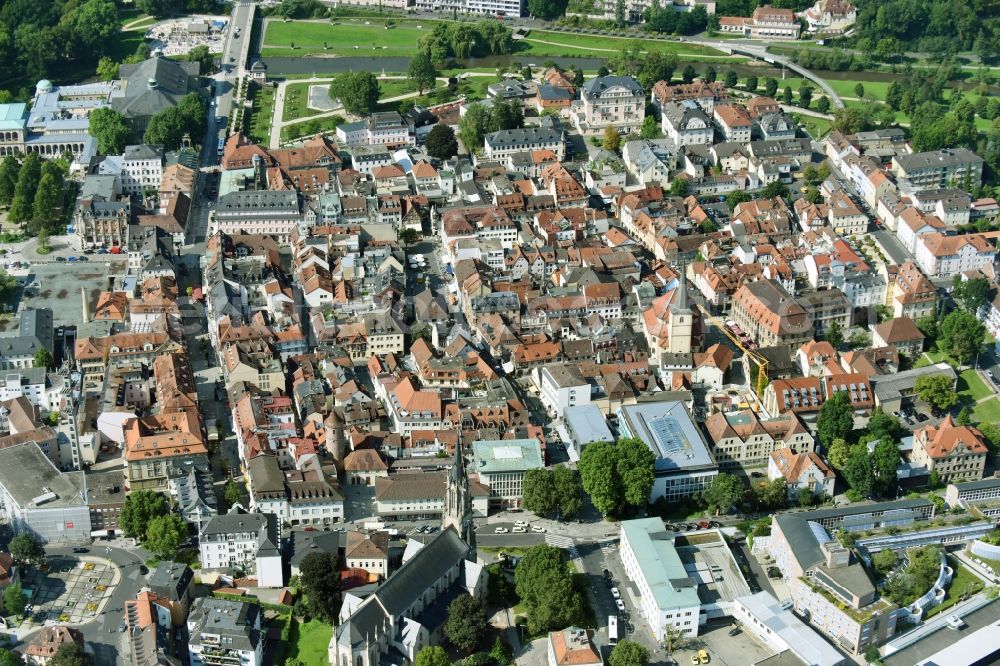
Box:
xmin=285 ymin=619 xmax=333 ymax=665
xmin=262 ymin=18 xmax=731 ymax=61
xmin=792 ymin=113 xmax=832 ymax=139
xmin=248 ymin=84 xmax=277 ymax=144
xmin=958 ymin=368 xmax=993 ymax=401
xmin=283 ymin=82 xmax=320 ymax=122
xmin=924 ymin=560 xmax=984 ymax=620
xmin=281 ymin=114 xmax=344 ymax=143
xmin=974 ymin=397 xmax=1000 ymax=423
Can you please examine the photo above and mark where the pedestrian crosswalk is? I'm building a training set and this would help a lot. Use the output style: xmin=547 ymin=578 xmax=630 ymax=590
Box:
xmin=598 ymin=540 xmax=618 ymax=556
xmin=545 ymin=533 xmax=575 ymax=549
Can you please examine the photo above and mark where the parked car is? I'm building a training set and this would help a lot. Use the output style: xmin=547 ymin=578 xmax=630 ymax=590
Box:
xmin=512 ymin=526 xmax=526 ymax=533
xmin=55 ymin=256 xmax=66 ymax=262
xmin=513 ymin=520 xmax=528 ymax=528
xmin=494 ymin=527 xmax=508 ymax=534
xmin=698 ymin=650 xmax=710 ymax=664
xmin=611 ymin=587 xmax=620 ymax=599
xmin=728 ymin=627 xmax=741 ymax=636
xmin=615 ymin=599 xmax=625 ymax=611
xmin=531 ymin=525 xmax=546 ymax=533
xmin=72 ymin=547 xmax=88 ymax=553
xmin=67 ymin=256 xmax=78 ymax=262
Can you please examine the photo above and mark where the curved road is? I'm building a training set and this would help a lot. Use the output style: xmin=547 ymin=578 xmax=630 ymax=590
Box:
xmin=689 ymin=38 xmax=845 ymax=109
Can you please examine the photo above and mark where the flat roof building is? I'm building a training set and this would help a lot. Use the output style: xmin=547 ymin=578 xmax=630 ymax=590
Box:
xmin=472 ymin=438 xmax=544 ymax=510
xmin=617 ymin=401 xmax=718 ymax=502
xmin=563 ymin=404 xmax=614 ymax=454
xmin=0 ymin=442 xmax=91 ymax=543
xmin=619 ymin=518 xmax=702 ymax=642
xmin=733 ymin=591 xmax=846 ymax=666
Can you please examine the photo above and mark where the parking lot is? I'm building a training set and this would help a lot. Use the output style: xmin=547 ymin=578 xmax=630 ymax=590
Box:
xmin=20 ymin=556 xmax=119 ymax=626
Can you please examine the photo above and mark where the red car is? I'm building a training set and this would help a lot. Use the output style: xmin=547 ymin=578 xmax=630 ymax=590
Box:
xmin=698 ymin=521 xmax=710 ymax=530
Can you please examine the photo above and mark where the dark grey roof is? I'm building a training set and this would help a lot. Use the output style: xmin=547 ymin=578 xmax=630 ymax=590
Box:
xmin=148 ymin=561 xmax=193 ymax=602
xmin=485 ymin=125 xmax=564 ymax=150
xmin=188 ymin=598 xmax=261 ymax=653
xmin=774 ymin=514 xmax=827 ymax=571
xmin=582 ymin=75 xmax=643 ymax=98
xmin=114 ymin=57 xmax=198 ymax=120
xmin=124 ymin=144 xmax=164 ymax=160
xmin=375 ymin=527 xmax=469 ymax=617
xmin=247 ymin=455 xmax=285 ymax=497
xmin=895 ymin=147 xmax=983 ymax=172
xmin=950 ymin=477 xmax=1000 ymax=492
xmin=289 ymin=530 xmax=342 ymax=570
xmin=661 ymin=101 xmax=710 ymax=131
xmin=217 ymin=190 xmax=300 ymax=219
xmin=536 ymin=84 xmax=573 ymax=101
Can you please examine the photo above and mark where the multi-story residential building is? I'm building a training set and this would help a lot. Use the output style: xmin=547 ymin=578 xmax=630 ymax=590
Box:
xmin=574 ymin=76 xmax=645 ymax=135
xmin=123 ymin=590 xmax=173 ymax=666
xmin=768 ymin=448 xmax=835 ymax=500
xmin=704 ymin=410 xmax=814 ymax=470
xmin=0 ymin=442 xmax=91 ymax=544
xmin=124 ymin=411 xmax=208 ymax=492
xmin=719 ymin=5 xmax=801 ymax=39
xmin=120 ymin=144 xmax=164 ymax=194
xmin=86 ymin=470 xmax=125 ymax=538
xmin=910 ymin=188 xmax=971 ymax=226
xmin=872 ymin=316 xmax=925 ymax=358
xmin=214 ymin=190 xmax=300 ymax=242
xmin=484 ymin=125 xmax=566 ymax=161
xmin=914 ymin=232 xmax=995 ymax=278
xmin=661 ymin=101 xmax=713 ymax=146
xmin=198 ymin=508 xmax=283 ymax=588
xmin=652 ymin=81 xmax=730 ymax=114
xmin=620 ymin=518 xmax=703 ymax=641
xmin=617 ymin=401 xmax=718 ymax=502
xmin=147 ymin=561 xmax=194 ymax=627
xmin=23 ymin=626 xmax=85 ymax=666
xmin=246 ymin=454 xmax=344 ymax=527
xmin=893 ymin=148 xmax=984 ymax=192
xmin=827 ymin=191 xmax=868 ymax=235
xmin=731 ymin=280 xmax=814 ymax=348
xmin=800 ymin=0 xmax=856 ymax=33
xmin=713 ymin=104 xmax=753 ymax=143
xmin=74 ymin=188 xmax=131 ymax=250
xmin=187 ymin=598 xmax=263 ymax=666
xmin=414 ymin=0 xmax=523 ymax=17
xmin=472 ymin=438 xmax=544 ymax=510
xmin=895 ymin=207 xmax=947 ymax=255
xmin=885 ymin=261 xmax=938 ymax=320
xmin=345 ymin=530 xmax=390 ymax=578
xmin=795 ymin=288 xmax=851 ymax=338
xmin=911 ymin=415 xmax=988 ymax=484
xmin=335 ymin=111 xmax=412 ymax=148
xmin=534 ymin=364 xmax=591 ymax=418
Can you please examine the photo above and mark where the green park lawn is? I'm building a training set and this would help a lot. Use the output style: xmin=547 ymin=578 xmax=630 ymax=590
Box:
xmin=283 ymin=82 xmax=321 ymax=122
xmin=280 ymin=114 xmax=344 ymax=143
xmin=924 ymin=560 xmax=984 ymax=620
xmin=973 ymin=397 xmax=1000 ymax=423
xmin=262 ymin=18 xmax=732 ymax=61
xmin=285 ymin=619 xmax=333 ymax=665
xmin=792 ymin=113 xmax=832 ymax=138
xmin=248 ymin=85 xmax=277 ymax=144
xmin=958 ymin=368 xmax=993 ymax=402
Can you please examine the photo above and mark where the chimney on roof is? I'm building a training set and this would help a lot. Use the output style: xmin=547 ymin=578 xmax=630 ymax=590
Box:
xmin=81 ymin=286 xmax=90 ymax=324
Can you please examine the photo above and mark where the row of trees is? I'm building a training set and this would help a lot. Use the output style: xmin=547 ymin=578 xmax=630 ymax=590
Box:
xmin=522 ymin=466 xmax=584 ymax=519
xmin=643 ymin=2 xmax=709 ymax=36
xmin=120 ymin=490 xmax=189 ymax=560
xmin=851 ymin=0 xmax=999 ymax=60
xmin=0 ymin=154 xmax=70 ymax=237
xmin=578 ymin=438 xmax=655 ymax=517
xmin=417 ymin=21 xmax=514 ymax=66
xmin=458 ymin=99 xmax=525 ymax=149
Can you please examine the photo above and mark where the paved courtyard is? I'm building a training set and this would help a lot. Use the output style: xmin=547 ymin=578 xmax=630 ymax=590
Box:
xmin=20 ymin=557 xmax=119 ymax=626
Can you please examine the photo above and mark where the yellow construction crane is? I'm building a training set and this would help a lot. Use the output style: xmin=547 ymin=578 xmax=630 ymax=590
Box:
xmin=700 ymin=309 xmax=770 ymax=398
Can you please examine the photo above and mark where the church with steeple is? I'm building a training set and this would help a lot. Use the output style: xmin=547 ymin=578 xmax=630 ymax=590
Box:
xmin=329 ymin=445 xmax=486 ymax=666
xmin=641 ymin=273 xmax=702 ymax=368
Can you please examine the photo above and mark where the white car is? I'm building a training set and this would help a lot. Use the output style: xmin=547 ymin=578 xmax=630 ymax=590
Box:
xmin=514 ymin=520 xmax=528 ymax=528
xmin=512 ymin=526 xmax=527 ymax=533
xmin=615 ymin=599 xmax=625 ymax=611
xmin=531 ymin=525 xmax=546 ymax=533
xmin=494 ymin=527 xmax=508 ymax=534
xmin=611 ymin=587 xmax=620 ymax=599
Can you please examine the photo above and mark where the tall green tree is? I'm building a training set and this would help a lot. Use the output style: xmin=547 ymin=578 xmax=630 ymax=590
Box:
xmin=514 ymin=545 xmax=582 ymax=633
xmin=617 ymin=437 xmax=655 ymax=507
xmin=844 ymin=444 xmax=875 ymax=497
xmin=0 ymin=648 xmax=24 ymax=666
xmin=8 ymin=153 xmax=41 ymax=225
xmin=552 ymin=465 xmax=583 ymax=519
xmin=186 ymin=44 xmax=214 ymax=74
xmin=744 ymin=75 xmax=758 ymax=92
xmin=33 ymin=348 xmax=54 ymax=370
xmin=637 ymin=51 xmax=678 ymax=90
xmin=425 ymin=124 xmax=458 ymax=160
xmin=952 ymin=276 xmax=991 ymax=313
xmin=144 ymin=514 xmax=187 ymax=559
xmin=526 ymin=0 xmax=568 ymax=19
xmin=3 ymin=583 xmax=24 ymax=617
xmin=682 ymin=64 xmax=697 ymax=83
xmin=46 ymin=642 xmax=86 ymax=666
xmin=408 ymin=48 xmax=438 ymax=96
xmin=827 ymin=437 xmax=851 ymax=470
xmin=764 ymin=77 xmax=778 ymax=98
xmin=89 ymin=107 xmax=132 ymax=155
xmin=331 ymin=71 xmax=381 ymax=116
xmin=937 ymin=309 xmax=986 ymax=365
xmin=144 ymin=107 xmax=187 ymax=151
xmin=816 ymin=391 xmax=854 ymax=447
xmin=608 ymin=640 xmax=649 ymax=666
xmin=72 ymin=0 xmax=120 ymax=54
xmin=299 ymin=551 xmax=340 ymax=622
xmin=703 ymin=473 xmax=744 ymax=514
xmin=444 ymin=594 xmax=488 ymax=653
xmin=523 ymin=468 xmax=558 ymax=517
xmin=724 ymin=70 xmax=738 ymax=87
xmin=872 ymin=438 xmax=900 ymax=497
xmin=0 ymin=156 xmax=19 ymax=207
xmin=31 ymin=172 xmax=63 ymax=231
xmin=579 ymin=440 xmax=622 ymax=515
xmin=415 ymin=646 xmax=450 ymax=666
xmin=120 ymin=490 xmax=170 ymax=538
xmin=223 ymin=479 xmax=244 ymax=507
xmin=914 ymin=374 xmax=958 ymax=410
xmin=9 ymin=533 xmax=44 ymax=567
